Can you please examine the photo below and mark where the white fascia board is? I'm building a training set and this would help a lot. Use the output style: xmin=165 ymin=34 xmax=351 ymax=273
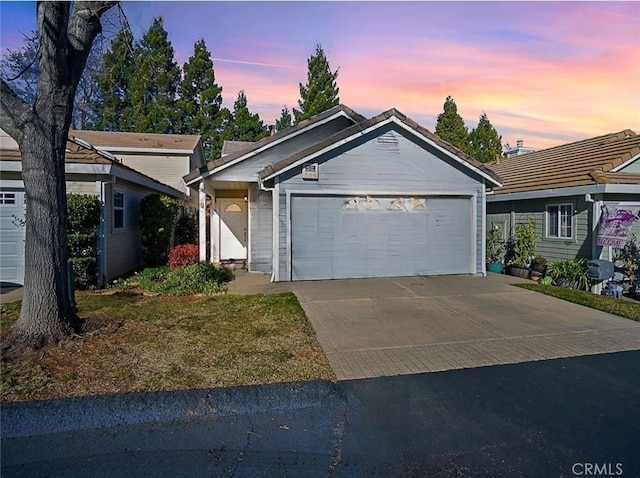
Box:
xmin=610 ymin=152 xmax=640 ymax=172
xmin=284 ymin=188 xmax=478 ymax=197
xmin=192 ymin=111 xmax=353 ymax=185
xmin=2 ymin=161 xmax=113 ymax=175
xmin=95 ymin=146 xmax=194 ymax=155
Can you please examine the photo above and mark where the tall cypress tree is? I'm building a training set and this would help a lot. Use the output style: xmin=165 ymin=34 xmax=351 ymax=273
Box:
xmin=95 ymin=27 xmax=134 ymax=131
xmin=293 ymin=44 xmax=340 ymax=124
xmin=469 ymin=113 xmax=503 ymax=163
xmin=178 ymin=39 xmax=224 ymax=159
xmin=435 ymin=96 xmax=470 ymax=153
xmin=128 ymin=18 xmax=181 ymax=133
xmin=275 ymin=106 xmax=292 ymax=132
xmin=225 ymin=91 xmax=269 ymax=142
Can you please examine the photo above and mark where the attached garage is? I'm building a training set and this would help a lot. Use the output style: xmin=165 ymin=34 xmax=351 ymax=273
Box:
xmin=291 ymin=194 xmax=473 ymax=280
xmin=0 ymin=190 xmax=26 ymax=285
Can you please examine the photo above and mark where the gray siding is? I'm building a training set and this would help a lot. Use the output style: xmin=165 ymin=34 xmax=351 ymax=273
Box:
xmin=487 ymin=193 xmax=640 ymax=263
xmin=214 ymin=117 xmax=355 ymax=182
xmin=276 ymin=127 xmax=487 ymax=280
xmin=248 ymin=185 xmax=272 ymax=273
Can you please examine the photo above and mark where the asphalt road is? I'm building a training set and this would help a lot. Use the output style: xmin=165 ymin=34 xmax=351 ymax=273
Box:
xmin=2 ymin=351 xmax=640 ymax=477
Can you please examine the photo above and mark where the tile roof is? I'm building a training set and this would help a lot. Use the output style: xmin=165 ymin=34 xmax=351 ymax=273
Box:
xmin=184 ymin=104 xmax=366 ymax=183
xmin=69 ymin=130 xmax=201 ymax=151
xmin=258 ymin=108 xmax=502 ymax=186
xmin=488 ymin=129 xmax=640 ymax=194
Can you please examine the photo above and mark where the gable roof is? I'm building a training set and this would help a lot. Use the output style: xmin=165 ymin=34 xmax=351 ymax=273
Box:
xmin=184 ymin=104 xmax=366 ymax=184
xmin=488 ymin=129 xmax=640 ymax=195
xmin=258 ymin=108 xmax=502 ymax=186
xmin=69 ymin=130 xmax=202 ymax=153
xmin=221 ymin=140 xmax=254 ymax=157
xmin=1 ymin=140 xmax=183 ymax=198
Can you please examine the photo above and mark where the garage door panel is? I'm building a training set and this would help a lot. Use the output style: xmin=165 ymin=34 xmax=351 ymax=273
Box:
xmin=291 ymin=195 xmax=471 ymax=281
xmin=0 ymin=190 xmax=26 ymax=284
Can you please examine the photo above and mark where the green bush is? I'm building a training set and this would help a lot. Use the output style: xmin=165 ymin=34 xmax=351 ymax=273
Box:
xmin=507 ymin=217 xmax=537 ymax=267
xmin=174 ymin=214 xmax=198 ymax=245
xmin=66 ymin=194 xmax=101 ymax=289
xmin=119 ymin=263 xmax=232 ymax=296
xmin=546 ymin=258 xmax=590 ymax=291
xmin=69 ymin=257 xmax=98 ymax=289
xmin=140 ymin=194 xmax=179 ymax=267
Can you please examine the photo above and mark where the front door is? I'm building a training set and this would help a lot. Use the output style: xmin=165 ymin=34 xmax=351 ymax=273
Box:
xmin=218 ymin=198 xmax=248 ymax=260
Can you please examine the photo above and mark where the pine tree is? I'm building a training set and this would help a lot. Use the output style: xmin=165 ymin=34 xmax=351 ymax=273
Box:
xmin=275 ymin=106 xmax=292 ymax=132
xmin=468 ymin=113 xmax=503 ymax=163
xmin=95 ymin=27 xmax=134 ymax=131
xmin=225 ymin=91 xmax=269 ymax=142
xmin=293 ymin=44 xmax=340 ymax=124
xmin=178 ymin=39 xmax=224 ymax=159
xmin=435 ymin=96 xmax=470 ymax=153
xmin=128 ymin=18 xmax=181 ymax=133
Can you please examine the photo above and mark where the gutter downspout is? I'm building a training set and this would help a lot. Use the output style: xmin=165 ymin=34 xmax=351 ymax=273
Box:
xmin=258 ymin=177 xmax=277 ymax=283
xmin=98 ymin=175 xmax=116 ymax=288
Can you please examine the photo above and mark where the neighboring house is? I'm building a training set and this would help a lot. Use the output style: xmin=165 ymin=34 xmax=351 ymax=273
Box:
xmin=503 ymin=139 xmax=536 ymax=158
xmin=184 ymin=105 xmax=502 ymax=281
xmin=69 ymin=130 xmax=205 ymax=209
xmin=0 ymin=129 xmax=184 ymax=286
xmin=487 ymin=129 xmax=640 ymax=264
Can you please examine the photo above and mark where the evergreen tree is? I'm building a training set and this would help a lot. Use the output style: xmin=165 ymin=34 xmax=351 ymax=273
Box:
xmin=178 ymin=39 xmax=224 ymax=159
xmin=275 ymin=106 xmax=292 ymax=132
xmin=293 ymin=44 xmax=340 ymax=124
xmin=95 ymin=27 xmax=134 ymax=131
xmin=468 ymin=113 xmax=503 ymax=163
xmin=435 ymin=96 xmax=470 ymax=153
xmin=225 ymin=91 xmax=268 ymax=142
xmin=128 ymin=18 xmax=181 ymax=133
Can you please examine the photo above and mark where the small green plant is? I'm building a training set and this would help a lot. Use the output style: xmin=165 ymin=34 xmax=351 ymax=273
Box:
xmin=532 ymin=255 xmax=547 ymax=266
xmin=546 ymin=258 xmax=590 ymax=291
xmin=507 ymin=217 xmax=538 ymax=267
xmin=486 ymin=229 xmax=505 ymax=263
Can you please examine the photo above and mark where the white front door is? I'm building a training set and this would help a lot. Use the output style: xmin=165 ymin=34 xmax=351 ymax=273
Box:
xmin=218 ymin=198 xmax=247 ymax=260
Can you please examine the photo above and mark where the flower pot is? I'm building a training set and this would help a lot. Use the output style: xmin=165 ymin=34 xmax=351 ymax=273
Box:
xmin=487 ymin=262 xmax=505 ymax=273
xmin=506 ymin=266 xmax=531 ymax=279
xmin=531 ymin=263 xmax=547 ymax=274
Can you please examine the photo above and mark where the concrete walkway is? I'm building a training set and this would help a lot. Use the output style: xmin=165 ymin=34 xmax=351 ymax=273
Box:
xmin=230 ymin=272 xmax=640 ymax=380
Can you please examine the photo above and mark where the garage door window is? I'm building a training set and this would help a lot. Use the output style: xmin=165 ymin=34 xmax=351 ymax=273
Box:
xmin=113 ymin=188 xmax=125 ymax=230
xmin=0 ymin=193 xmax=16 ymax=205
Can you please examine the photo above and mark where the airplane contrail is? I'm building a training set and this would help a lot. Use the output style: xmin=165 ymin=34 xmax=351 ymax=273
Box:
xmin=212 ymin=58 xmax=295 ymax=69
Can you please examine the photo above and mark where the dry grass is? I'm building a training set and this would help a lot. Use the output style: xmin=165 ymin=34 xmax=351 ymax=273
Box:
xmin=1 ymin=292 xmax=335 ymax=402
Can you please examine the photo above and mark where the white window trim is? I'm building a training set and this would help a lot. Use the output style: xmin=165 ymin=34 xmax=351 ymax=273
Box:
xmin=113 ymin=186 xmax=126 ymax=231
xmin=546 ymin=203 xmax=573 ymax=239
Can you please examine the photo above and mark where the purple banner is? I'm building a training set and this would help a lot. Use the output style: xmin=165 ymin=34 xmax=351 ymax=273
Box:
xmin=596 ymin=205 xmax=640 ymax=248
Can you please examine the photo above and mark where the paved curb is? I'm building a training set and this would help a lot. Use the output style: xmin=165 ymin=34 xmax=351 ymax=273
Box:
xmin=1 ymin=379 xmax=342 ymax=438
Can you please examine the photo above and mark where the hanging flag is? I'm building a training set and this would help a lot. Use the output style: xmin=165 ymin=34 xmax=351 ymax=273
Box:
xmin=596 ymin=205 xmax=640 ymax=248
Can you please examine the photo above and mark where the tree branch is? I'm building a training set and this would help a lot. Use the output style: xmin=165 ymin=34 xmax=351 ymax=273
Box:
xmin=0 ymin=80 xmax=30 ymax=143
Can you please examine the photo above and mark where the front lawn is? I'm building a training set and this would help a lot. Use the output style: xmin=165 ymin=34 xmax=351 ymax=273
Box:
xmin=515 ymin=283 xmax=640 ymax=321
xmin=1 ymin=292 xmax=335 ymax=402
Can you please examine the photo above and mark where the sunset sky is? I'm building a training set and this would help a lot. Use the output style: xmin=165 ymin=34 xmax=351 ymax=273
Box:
xmin=1 ymin=1 xmax=639 ymax=149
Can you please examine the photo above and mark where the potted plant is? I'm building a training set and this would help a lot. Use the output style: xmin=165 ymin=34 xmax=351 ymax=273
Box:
xmin=530 ymin=255 xmax=547 ymax=281
xmin=546 ymin=258 xmax=590 ymax=290
xmin=486 ymin=229 xmax=506 ymax=273
xmin=506 ymin=217 xmax=537 ymax=279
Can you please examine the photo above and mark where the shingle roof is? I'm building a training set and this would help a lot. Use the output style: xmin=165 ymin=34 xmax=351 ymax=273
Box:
xmin=221 ymin=140 xmax=255 ymax=157
xmin=488 ymin=129 xmax=640 ymax=194
xmin=258 ymin=108 xmax=502 ymax=186
xmin=69 ymin=130 xmax=201 ymax=151
xmin=184 ymin=104 xmax=366 ymax=183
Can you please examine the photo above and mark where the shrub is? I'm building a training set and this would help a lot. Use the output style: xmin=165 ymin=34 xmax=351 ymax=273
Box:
xmin=168 ymin=244 xmax=199 ymax=270
xmin=140 ymin=194 xmax=179 ymax=266
xmin=66 ymin=194 xmax=101 ymax=289
xmin=174 ymin=214 xmax=198 ymax=245
xmin=507 ymin=217 xmax=538 ymax=267
xmin=546 ymin=258 xmax=590 ymax=290
xmin=486 ymin=229 xmax=505 ymax=263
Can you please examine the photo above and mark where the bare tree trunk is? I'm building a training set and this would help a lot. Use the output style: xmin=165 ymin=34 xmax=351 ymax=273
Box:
xmin=1 ymin=1 xmax=117 ymax=353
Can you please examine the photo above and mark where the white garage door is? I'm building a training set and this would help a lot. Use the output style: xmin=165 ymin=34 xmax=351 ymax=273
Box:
xmin=0 ymin=190 xmax=26 ymax=285
xmin=291 ymin=195 xmax=472 ymax=281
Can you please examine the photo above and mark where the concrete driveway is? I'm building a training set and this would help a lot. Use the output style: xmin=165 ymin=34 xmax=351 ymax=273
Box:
xmin=289 ymin=274 xmax=640 ymax=380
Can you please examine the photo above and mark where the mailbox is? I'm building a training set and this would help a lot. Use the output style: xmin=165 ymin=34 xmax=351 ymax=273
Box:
xmin=586 ymin=259 xmax=614 ymax=281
